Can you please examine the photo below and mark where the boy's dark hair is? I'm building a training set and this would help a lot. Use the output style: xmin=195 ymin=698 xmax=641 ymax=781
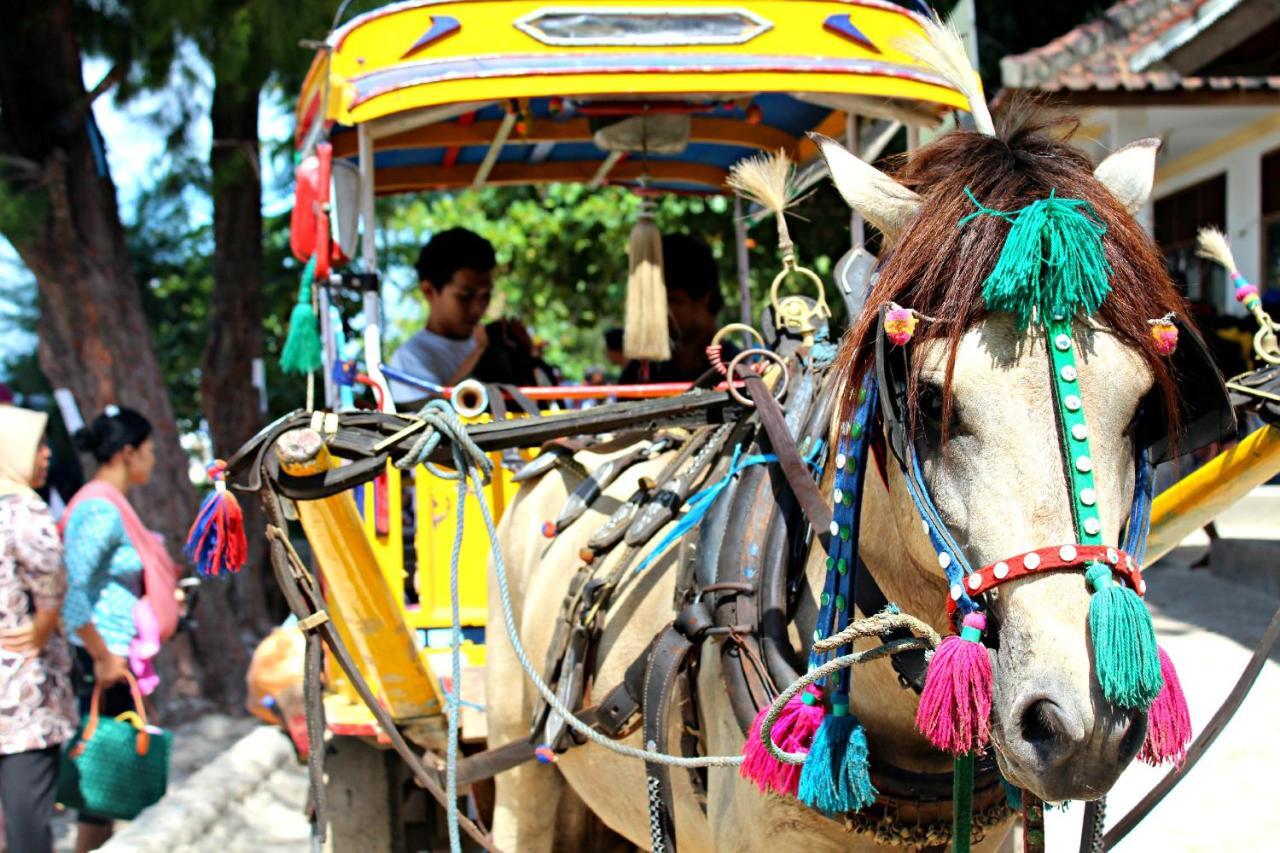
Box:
xmin=662 ymin=233 xmax=723 ymax=314
xmin=603 ymin=327 xmax=624 ymax=352
xmin=415 ymin=227 xmax=496 ymax=288
xmin=74 ymin=406 xmax=153 ymax=463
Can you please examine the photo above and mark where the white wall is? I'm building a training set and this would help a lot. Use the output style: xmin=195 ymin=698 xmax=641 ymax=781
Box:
xmin=1090 ymin=106 xmax=1280 ymax=315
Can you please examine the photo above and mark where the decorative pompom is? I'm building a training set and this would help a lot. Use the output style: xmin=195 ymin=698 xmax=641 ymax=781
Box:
xmin=1138 ymin=646 xmax=1191 ymax=767
xmin=741 ymin=685 xmax=824 ymax=796
xmin=915 ymin=612 xmax=993 ymax=755
xmin=1234 ymin=283 xmax=1260 ymax=304
xmin=1086 ymin=563 xmax=1162 ymax=708
xmin=534 ymin=745 xmax=557 ymax=764
xmin=541 ymin=520 xmax=556 ymax=539
xmin=184 ymin=461 xmax=248 ymax=577
xmin=884 ymin=307 xmax=918 ymax=346
xmin=797 ymin=696 xmax=877 ymax=815
xmin=1149 ymin=317 xmax=1178 ymax=355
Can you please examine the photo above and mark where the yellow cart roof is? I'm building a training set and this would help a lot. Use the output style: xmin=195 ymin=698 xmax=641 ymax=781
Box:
xmin=298 ymin=1 xmax=970 ymax=194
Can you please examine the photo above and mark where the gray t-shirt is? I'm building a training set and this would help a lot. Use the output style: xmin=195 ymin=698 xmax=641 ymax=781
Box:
xmin=387 ymin=328 xmax=476 ymax=403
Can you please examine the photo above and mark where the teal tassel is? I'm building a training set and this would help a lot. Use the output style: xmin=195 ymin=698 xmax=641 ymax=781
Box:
xmin=960 ymin=188 xmax=1112 ymax=330
xmin=1001 ymin=778 xmax=1023 ymax=811
xmin=797 ymin=695 xmax=877 ymax=815
xmin=1086 ymin=563 xmax=1162 ymax=708
xmin=281 ymin=257 xmax=323 ymax=375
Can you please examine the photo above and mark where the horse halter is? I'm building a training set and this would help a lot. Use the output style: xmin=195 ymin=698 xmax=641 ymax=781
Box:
xmin=809 ymin=189 xmax=1235 ymax=772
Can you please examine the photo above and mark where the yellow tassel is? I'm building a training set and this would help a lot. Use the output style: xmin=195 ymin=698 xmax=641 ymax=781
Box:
xmin=623 ymin=209 xmax=670 ymax=361
xmin=1195 ymin=227 xmax=1238 ymax=273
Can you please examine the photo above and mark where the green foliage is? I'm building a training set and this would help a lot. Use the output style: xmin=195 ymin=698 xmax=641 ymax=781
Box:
xmin=376 ymin=181 xmax=858 ymax=380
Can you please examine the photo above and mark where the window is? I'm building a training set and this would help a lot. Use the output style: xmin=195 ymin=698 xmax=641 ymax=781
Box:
xmin=1154 ymin=174 xmax=1226 ymax=307
xmin=1261 ymin=146 xmax=1280 ymax=298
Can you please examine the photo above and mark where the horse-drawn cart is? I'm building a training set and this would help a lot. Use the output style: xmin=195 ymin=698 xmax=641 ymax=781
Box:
xmin=223 ymin=2 xmax=1280 ymax=850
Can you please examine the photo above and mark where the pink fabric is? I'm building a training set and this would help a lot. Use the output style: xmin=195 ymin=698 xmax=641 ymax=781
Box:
xmin=1139 ymin=646 xmax=1191 ymax=767
xmin=915 ymin=613 xmax=993 ymax=755
xmin=740 ymin=685 xmax=824 ymax=796
xmin=62 ymin=481 xmax=180 ymax=692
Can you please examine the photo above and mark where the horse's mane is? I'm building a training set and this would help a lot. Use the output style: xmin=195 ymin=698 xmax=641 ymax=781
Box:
xmin=836 ymin=102 xmax=1183 ymax=437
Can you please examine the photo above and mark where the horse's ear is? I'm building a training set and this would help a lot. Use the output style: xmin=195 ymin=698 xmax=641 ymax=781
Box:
xmin=812 ymin=133 xmax=921 ymax=242
xmin=1094 ymin=138 xmax=1161 ymax=215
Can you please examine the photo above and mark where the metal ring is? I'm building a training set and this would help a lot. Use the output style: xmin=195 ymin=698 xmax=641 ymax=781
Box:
xmin=1254 ymin=319 xmax=1280 ymax=365
xmin=710 ymin=322 xmax=765 ymax=349
xmin=768 ymin=263 xmax=831 ymax=331
xmin=726 ymin=348 xmax=788 ymax=407
xmin=450 ymin=379 xmax=489 ymax=418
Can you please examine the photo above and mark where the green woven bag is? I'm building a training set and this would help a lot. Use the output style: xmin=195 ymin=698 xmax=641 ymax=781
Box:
xmin=57 ymin=673 xmax=171 ymax=821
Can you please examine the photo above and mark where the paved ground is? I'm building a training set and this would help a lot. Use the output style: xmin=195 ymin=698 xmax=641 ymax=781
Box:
xmin=50 ymin=715 xmax=306 ymax=853
xmin=49 ymin=544 xmax=1275 ymax=852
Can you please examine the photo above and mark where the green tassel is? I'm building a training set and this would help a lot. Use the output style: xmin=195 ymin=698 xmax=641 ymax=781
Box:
xmin=797 ymin=696 xmax=877 ymax=815
xmin=1086 ymin=563 xmax=1162 ymax=708
xmin=961 ymin=188 xmax=1112 ymax=330
xmin=281 ymin=257 xmax=323 ymax=375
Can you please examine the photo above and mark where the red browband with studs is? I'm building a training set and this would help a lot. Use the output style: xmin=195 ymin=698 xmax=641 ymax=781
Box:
xmin=945 ymin=544 xmax=1144 ymax=618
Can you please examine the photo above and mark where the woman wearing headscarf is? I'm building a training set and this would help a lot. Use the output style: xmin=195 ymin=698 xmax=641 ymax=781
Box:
xmin=61 ymin=406 xmax=179 ymax=852
xmin=0 ymin=405 xmax=77 ymax=853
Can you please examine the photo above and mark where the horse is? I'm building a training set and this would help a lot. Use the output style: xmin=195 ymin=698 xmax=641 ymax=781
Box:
xmin=483 ymin=104 xmax=1226 ymax=852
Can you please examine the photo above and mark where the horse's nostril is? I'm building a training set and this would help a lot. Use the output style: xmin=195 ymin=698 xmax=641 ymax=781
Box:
xmin=1019 ymin=699 xmax=1071 ymax=760
xmin=1117 ymin=710 xmax=1147 ymax=763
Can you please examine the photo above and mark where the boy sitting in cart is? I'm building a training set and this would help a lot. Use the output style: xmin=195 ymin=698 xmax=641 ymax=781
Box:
xmin=388 ymin=227 xmax=496 ymax=405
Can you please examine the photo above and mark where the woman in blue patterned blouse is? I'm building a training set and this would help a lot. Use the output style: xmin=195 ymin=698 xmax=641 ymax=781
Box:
xmin=61 ymin=407 xmax=158 ymax=853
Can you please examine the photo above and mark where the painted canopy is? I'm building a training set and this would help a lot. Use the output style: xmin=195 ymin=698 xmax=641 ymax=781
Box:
xmin=297 ymin=0 xmax=970 ymax=194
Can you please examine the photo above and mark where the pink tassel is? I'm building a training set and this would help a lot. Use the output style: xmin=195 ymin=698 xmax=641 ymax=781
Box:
xmin=1139 ymin=647 xmax=1191 ymax=767
xmin=741 ymin=685 xmax=824 ymax=796
xmin=915 ymin=612 xmax=993 ymax=755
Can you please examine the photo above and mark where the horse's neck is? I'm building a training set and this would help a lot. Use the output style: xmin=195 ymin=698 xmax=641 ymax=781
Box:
xmin=803 ymin=448 xmax=954 ymax=771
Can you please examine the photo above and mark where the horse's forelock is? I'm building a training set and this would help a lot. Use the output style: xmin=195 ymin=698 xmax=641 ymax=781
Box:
xmin=836 ymin=103 xmax=1182 ymax=445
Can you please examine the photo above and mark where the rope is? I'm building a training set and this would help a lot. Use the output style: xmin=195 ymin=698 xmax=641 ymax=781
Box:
xmin=759 ymin=620 xmax=939 ymax=765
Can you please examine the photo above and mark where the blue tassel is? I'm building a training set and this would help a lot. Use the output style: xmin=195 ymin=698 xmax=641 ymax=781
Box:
xmin=797 ymin=695 xmax=877 ymax=815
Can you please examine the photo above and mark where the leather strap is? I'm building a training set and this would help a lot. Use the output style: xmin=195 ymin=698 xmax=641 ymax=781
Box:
xmin=642 ymin=602 xmax=714 ymax=853
xmin=741 ymin=372 xmax=832 ymax=541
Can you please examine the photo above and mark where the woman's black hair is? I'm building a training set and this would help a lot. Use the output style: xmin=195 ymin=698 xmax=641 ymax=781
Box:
xmin=73 ymin=407 xmax=153 ymax=463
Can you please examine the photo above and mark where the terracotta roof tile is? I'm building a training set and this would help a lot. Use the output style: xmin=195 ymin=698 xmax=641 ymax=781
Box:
xmin=999 ymin=0 xmax=1276 ymax=95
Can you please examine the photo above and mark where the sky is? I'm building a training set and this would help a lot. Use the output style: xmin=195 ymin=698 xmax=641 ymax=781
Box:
xmin=0 ymin=51 xmax=295 ymax=379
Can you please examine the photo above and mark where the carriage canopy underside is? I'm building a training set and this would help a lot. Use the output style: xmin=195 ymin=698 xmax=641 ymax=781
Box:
xmin=297 ymin=0 xmax=970 ymax=195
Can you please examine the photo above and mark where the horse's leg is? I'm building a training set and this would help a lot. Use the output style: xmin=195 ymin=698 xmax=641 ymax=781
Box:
xmin=486 ymin=477 xmax=568 ymax=852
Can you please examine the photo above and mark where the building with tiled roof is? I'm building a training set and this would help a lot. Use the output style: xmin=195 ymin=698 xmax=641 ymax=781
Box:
xmin=1001 ymin=0 xmax=1280 ymax=315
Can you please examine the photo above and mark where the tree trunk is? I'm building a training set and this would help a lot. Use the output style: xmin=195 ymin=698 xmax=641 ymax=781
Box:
xmin=0 ymin=0 xmax=245 ymax=710
xmin=203 ymin=70 xmax=276 ymax=635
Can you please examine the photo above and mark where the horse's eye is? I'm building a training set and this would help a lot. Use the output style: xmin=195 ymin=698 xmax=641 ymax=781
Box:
xmin=918 ymin=383 xmax=950 ymax=447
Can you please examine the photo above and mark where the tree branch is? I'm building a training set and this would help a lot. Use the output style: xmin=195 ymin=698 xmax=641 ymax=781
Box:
xmin=64 ymin=63 xmax=124 ymax=128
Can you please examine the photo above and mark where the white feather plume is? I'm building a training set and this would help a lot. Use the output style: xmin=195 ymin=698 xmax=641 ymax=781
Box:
xmin=1195 ymin=227 xmax=1239 ymax=273
xmin=894 ymin=14 xmax=995 ymax=137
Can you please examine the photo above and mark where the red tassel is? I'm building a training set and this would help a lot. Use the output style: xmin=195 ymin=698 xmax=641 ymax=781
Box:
xmin=915 ymin=612 xmax=993 ymax=755
xmin=1139 ymin=646 xmax=1191 ymax=767
xmin=741 ymin=685 xmax=824 ymax=796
